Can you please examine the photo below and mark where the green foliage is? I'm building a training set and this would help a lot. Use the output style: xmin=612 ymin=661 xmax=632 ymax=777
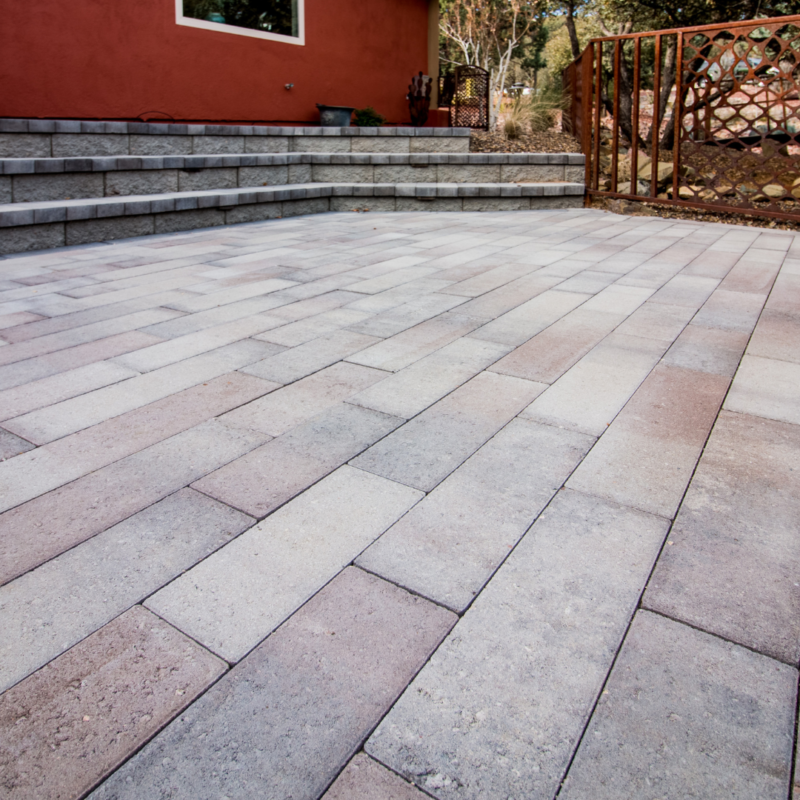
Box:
xmin=353 ymin=107 xmax=387 ymax=127
xmin=183 ymin=0 xmax=297 ymax=36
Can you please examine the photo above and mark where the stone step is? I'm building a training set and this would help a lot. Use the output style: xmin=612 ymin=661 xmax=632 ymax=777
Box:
xmin=0 ymin=119 xmax=472 ymax=158
xmin=0 ymin=182 xmax=585 ymax=255
xmin=0 ymin=153 xmax=585 ymax=203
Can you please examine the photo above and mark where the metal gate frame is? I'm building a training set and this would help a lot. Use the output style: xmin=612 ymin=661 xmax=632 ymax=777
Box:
xmin=563 ymin=14 xmax=800 ymax=223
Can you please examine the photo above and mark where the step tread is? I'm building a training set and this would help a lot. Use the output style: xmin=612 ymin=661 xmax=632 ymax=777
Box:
xmin=0 ymin=152 xmax=585 ymax=174
xmin=0 ymin=183 xmax=585 ymax=225
xmin=0 ymin=119 xmax=472 ymax=137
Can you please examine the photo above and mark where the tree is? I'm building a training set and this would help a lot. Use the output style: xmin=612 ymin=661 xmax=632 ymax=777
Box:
xmin=440 ymin=0 xmax=543 ymax=126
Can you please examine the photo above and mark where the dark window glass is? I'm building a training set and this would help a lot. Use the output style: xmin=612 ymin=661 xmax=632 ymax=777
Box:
xmin=183 ymin=0 xmax=298 ymax=38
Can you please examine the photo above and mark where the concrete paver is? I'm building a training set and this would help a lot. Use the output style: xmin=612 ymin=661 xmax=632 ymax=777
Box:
xmin=357 ymin=419 xmax=594 ymax=611
xmin=567 ymin=364 xmax=730 ymax=518
xmin=223 ymin=361 xmax=388 ymax=436
xmin=560 ymin=611 xmax=797 ymax=800
xmin=0 ymin=209 xmax=796 ymax=800
xmin=148 ymin=466 xmax=422 ymax=661
xmin=521 ymin=330 xmax=667 ymax=436
xmin=0 ymin=606 xmax=225 ymax=800
xmin=366 ymin=489 xmax=669 ymax=799
xmin=724 ymin=354 xmax=800 ymax=426
xmin=0 ymin=487 xmax=253 ymax=692
xmin=352 ymin=371 xmax=546 ymax=492
xmin=95 ymin=569 xmax=455 ymax=800
xmin=323 ymin=753 xmax=429 ymax=800
xmin=349 ymin=337 xmax=510 ymax=419
xmin=644 ymin=410 xmax=800 ymax=664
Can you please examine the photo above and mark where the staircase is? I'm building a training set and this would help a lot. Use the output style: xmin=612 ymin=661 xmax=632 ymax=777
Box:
xmin=0 ymin=120 xmax=585 ymax=255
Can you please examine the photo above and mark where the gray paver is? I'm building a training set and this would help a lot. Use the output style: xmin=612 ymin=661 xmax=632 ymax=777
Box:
xmin=242 ymin=329 xmax=379 ymax=383
xmin=352 ymin=371 xmax=544 ymax=491
xmin=349 ymin=337 xmax=510 ymax=419
xmin=559 ymin=610 xmax=797 ymax=800
xmin=662 ymin=322 xmax=750 ymax=376
xmin=567 ymin=365 xmax=729 ymax=518
xmin=94 ymin=568 xmax=455 ymax=800
xmin=110 ymin=314 xmax=282 ymax=372
xmin=0 ymin=428 xmax=35 ymax=461
xmin=357 ymin=419 xmax=594 ymax=610
xmin=0 ymin=331 xmax=163 ymax=391
xmin=724 ymin=354 xmax=800 ymax=426
xmin=0 ymin=487 xmax=254 ymax=692
xmin=193 ymin=403 xmax=403 ymax=518
xmin=223 ymin=362 xmax=387 ymax=436
xmin=644 ymin=410 xmax=800 ymax=664
xmin=148 ymin=467 xmax=423 ymax=661
xmin=366 ymin=489 xmax=669 ymax=800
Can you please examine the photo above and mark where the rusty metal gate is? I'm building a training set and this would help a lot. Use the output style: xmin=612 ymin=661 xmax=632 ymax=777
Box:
xmin=563 ymin=14 xmax=800 ymax=223
xmin=450 ymin=65 xmax=490 ymax=130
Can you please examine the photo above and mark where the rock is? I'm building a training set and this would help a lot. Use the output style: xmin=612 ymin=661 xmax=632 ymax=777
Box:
xmin=762 ymin=184 xmax=785 ymax=198
xmin=637 ymin=159 xmax=674 ymax=184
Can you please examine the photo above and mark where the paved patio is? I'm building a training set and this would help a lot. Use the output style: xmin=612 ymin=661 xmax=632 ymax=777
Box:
xmin=0 ymin=208 xmax=798 ymax=799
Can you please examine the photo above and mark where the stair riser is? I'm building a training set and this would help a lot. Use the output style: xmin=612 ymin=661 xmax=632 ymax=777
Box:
xmin=0 ymin=133 xmax=471 ymax=159
xmin=0 ymin=196 xmax=584 ymax=256
xmin=0 ymin=163 xmax=585 ymax=203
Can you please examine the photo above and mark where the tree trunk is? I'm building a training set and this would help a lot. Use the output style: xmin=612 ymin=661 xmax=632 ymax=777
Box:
xmin=565 ymin=1 xmax=581 ymax=59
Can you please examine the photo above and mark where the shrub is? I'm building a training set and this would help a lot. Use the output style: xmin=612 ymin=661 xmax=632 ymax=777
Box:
xmin=353 ymin=107 xmax=387 ymax=127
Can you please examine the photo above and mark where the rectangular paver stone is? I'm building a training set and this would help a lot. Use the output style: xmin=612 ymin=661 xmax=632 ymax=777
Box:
xmin=323 ymin=753 xmax=429 ymax=800
xmin=349 ymin=337 xmax=510 ymax=419
xmin=193 ymin=403 xmax=403 ymax=518
xmin=0 ymin=487 xmax=254 ymax=692
xmin=148 ymin=466 xmax=423 ymax=661
xmin=357 ymin=418 xmax=594 ymax=610
xmin=0 ymin=606 xmax=226 ymax=800
xmin=242 ymin=329 xmax=379 ymax=384
xmin=567 ymin=365 xmax=729 ymax=518
xmin=366 ymin=489 xmax=669 ymax=800
xmin=223 ymin=362 xmax=387 ymax=436
xmin=94 ymin=568 xmax=455 ymax=800
xmin=352 ymin=371 xmax=545 ymax=491
xmin=559 ymin=611 xmax=797 ymax=800
xmin=522 ymin=332 xmax=667 ymax=436
xmin=644 ymin=410 xmax=800 ymax=664
xmin=724 ymin=354 xmax=800 ymax=426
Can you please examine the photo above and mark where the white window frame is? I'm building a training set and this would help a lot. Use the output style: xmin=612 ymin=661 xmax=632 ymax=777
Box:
xmin=175 ymin=0 xmax=305 ymax=46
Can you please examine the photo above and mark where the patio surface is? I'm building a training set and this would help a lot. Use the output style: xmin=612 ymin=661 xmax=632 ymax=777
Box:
xmin=0 ymin=208 xmax=798 ymax=799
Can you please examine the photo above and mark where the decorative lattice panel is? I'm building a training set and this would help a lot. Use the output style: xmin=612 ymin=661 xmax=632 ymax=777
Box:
xmin=679 ymin=20 xmax=800 ymax=213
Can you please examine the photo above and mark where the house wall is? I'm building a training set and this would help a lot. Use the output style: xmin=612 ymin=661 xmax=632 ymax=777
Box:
xmin=0 ymin=0 xmax=432 ymax=123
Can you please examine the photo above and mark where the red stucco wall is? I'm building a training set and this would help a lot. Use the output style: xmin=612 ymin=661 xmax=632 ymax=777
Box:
xmin=0 ymin=0 xmax=431 ymax=123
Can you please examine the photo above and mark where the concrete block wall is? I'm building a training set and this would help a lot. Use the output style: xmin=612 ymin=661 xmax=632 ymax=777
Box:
xmin=0 ymin=153 xmax=585 ymax=203
xmin=0 ymin=120 xmax=473 ymax=158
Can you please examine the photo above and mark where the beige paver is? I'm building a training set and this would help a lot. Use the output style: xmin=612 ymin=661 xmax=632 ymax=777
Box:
xmin=724 ymin=354 xmax=800 ymax=426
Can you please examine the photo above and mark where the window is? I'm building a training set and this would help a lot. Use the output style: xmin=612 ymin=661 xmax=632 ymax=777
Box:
xmin=177 ymin=0 xmax=304 ymax=45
